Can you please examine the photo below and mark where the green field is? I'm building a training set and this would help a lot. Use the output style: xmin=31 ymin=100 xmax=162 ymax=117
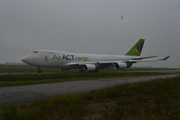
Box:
xmin=0 ymin=76 xmax=180 ymax=120
xmin=0 ymin=67 xmax=179 ymax=87
xmin=0 ymin=66 xmax=177 ymax=73
xmin=0 ymin=70 xmax=168 ymax=87
xmin=0 ymin=67 xmax=179 ymax=119
xmin=0 ymin=67 xmax=58 ymax=73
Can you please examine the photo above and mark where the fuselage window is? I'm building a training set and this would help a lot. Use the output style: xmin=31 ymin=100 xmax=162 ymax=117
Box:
xmin=50 ymin=52 xmax=54 ymax=54
xmin=33 ymin=51 xmax=38 ymax=53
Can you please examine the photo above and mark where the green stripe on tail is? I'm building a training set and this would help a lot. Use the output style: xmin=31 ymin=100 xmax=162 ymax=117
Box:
xmin=125 ymin=39 xmax=145 ymax=56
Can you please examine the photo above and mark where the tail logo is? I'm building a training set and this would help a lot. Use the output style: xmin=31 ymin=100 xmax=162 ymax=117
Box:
xmin=125 ymin=39 xmax=145 ymax=56
xmin=135 ymin=41 xmax=144 ymax=56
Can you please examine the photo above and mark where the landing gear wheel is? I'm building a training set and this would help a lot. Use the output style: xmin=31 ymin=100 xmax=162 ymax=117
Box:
xmin=94 ymin=69 xmax=99 ymax=72
xmin=38 ymin=70 xmax=42 ymax=73
xmin=90 ymin=69 xmax=99 ymax=72
xmin=79 ymin=69 xmax=86 ymax=72
xmin=37 ymin=67 xmax=42 ymax=73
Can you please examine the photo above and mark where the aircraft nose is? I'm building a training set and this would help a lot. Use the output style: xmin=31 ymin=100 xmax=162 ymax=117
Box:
xmin=21 ymin=54 xmax=32 ymax=64
xmin=21 ymin=56 xmax=27 ymax=63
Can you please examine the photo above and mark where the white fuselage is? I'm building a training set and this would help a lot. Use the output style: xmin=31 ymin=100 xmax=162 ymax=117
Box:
xmin=21 ymin=39 xmax=169 ymax=73
xmin=22 ymin=50 xmax=138 ymax=69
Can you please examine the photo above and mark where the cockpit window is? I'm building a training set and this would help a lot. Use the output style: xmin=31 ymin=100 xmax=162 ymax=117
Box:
xmin=33 ymin=51 xmax=38 ymax=53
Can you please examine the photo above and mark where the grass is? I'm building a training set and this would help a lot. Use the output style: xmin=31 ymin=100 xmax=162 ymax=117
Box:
xmin=0 ymin=67 xmax=177 ymax=73
xmin=0 ymin=76 xmax=180 ymax=120
xmin=0 ymin=70 xmax=168 ymax=86
xmin=0 ymin=105 xmax=18 ymax=120
xmin=0 ymin=67 xmax=59 ymax=73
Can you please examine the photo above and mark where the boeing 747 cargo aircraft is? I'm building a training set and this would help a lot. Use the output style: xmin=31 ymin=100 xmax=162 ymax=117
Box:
xmin=21 ymin=39 xmax=169 ymax=73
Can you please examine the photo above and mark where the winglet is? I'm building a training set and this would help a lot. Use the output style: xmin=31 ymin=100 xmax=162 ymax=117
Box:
xmin=161 ymin=56 xmax=170 ymax=60
xmin=125 ymin=39 xmax=145 ymax=56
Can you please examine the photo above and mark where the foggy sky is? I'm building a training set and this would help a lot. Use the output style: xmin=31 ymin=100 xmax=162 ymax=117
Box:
xmin=0 ymin=0 xmax=180 ymax=68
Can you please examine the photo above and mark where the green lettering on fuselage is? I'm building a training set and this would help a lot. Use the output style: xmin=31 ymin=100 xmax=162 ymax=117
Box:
xmin=52 ymin=54 xmax=89 ymax=61
xmin=52 ymin=54 xmax=61 ymax=60
xmin=75 ymin=57 xmax=89 ymax=62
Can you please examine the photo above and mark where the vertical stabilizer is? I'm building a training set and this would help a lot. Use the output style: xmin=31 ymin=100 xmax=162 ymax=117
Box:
xmin=125 ymin=39 xmax=145 ymax=56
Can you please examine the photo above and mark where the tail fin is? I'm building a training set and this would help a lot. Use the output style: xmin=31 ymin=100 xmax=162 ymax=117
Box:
xmin=125 ymin=39 xmax=145 ymax=56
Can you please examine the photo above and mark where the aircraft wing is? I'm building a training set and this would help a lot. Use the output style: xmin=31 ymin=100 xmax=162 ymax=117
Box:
xmin=98 ymin=56 xmax=169 ymax=64
xmin=131 ymin=56 xmax=157 ymax=60
xmin=65 ymin=62 xmax=98 ymax=66
xmin=65 ymin=56 xmax=170 ymax=67
xmin=128 ymin=56 xmax=170 ymax=62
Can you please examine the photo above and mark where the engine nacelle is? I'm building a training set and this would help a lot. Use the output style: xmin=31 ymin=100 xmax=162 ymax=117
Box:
xmin=84 ymin=64 xmax=96 ymax=72
xmin=115 ymin=62 xmax=127 ymax=69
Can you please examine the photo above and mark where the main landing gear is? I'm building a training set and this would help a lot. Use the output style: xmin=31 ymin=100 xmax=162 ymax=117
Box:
xmin=79 ymin=69 xmax=99 ymax=72
xmin=37 ymin=67 xmax=42 ymax=73
xmin=79 ymin=69 xmax=86 ymax=72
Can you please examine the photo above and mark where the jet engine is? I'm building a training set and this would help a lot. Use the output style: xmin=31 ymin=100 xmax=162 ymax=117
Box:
xmin=84 ymin=64 xmax=96 ymax=72
xmin=115 ymin=62 xmax=127 ymax=69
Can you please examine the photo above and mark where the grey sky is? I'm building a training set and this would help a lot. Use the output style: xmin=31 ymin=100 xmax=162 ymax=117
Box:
xmin=0 ymin=0 xmax=180 ymax=68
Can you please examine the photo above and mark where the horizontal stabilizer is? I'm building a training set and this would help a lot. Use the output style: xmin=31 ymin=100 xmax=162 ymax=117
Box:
xmin=161 ymin=56 xmax=170 ymax=60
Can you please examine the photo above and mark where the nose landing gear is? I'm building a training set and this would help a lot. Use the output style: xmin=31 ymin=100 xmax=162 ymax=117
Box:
xmin=37 ymin=67 xmax=42 ymax=73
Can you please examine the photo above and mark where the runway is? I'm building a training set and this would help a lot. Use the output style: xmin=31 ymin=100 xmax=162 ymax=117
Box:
xmin=0 ymin=74 xmax=178 ymax=106
xmin=0 ymin=68 xmax=180 ymax=75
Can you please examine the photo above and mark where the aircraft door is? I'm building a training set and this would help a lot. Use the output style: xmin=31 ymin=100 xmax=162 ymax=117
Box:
xmin=44 ymin=56 xmax=48 ymax=63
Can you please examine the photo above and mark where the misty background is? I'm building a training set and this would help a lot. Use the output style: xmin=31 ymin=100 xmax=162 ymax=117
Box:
xmin=0 ymin=0 xmax=180 ymax=68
